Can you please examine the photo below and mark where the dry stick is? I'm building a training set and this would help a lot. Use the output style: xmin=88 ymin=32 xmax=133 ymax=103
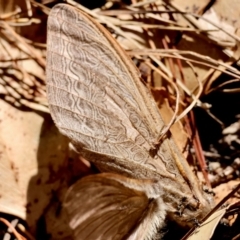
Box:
xmin=222 ymin=88 xmax=240 ymax=93
xmin=108 ymin=22 xmax=212 ymax=32
xmin=165 ymin=1 xmax=240 ymax=43
xmin=17 ymin=224 xmax=35 ymax=240
xmin=141 ymin=14 xmax=204 ymax=127
xmin=172 ymin=59 xmax=203 ymax=124
xmin=172 ymin=50 xmax=210 ymax=186
xmin=171 ymin=56 xmax=223 ymax=184
xmin=1 ymin=9 xmax=47 ymax=111
xmin=149 ymin=49 xmax=238 ymax=74
xmin=99 ymin=11 xmax=192 ymax=29
xmin=232 ymin=233 xmax=240 ymax=240
xmin=164 ymin=53 xmax=239 ymax=126
xmin=104 ymin=2 xmax=240 ymax=46
xmin=160 ymin=37 xmax=205 ymax=180
xmin=1 ymin=62 xmax=48 ymax=111
xmin=131 ymin=0 xmax=163 ymax=8
xmin=7 ymin=17 xmax=41 ymax=27
xmin=158 ymin=36 xmax=180 ymax=135
xmin=126 ymin=2 xmax=214 ymax=32
xmin=162 ymin=36 xmax=176 ymax=80
xmin=170 ymin=47 xmax=210 ymax=186
xmin=0 ymin=218 xmax=26 ymax=240
xmin=142 ymin=52 xmax=239 ymax=126
xmin=129 ymin=2 xmax=239 ymax=45
xmin=0 ymin=7 xmax=21 ymax=20
xmin=99 ymin=10 xmax=217 ymax=33
xmin=189 ymin=111 xmax=211 ymax=187
xmin=148 ymin=57 xmax=203 ymax=153
xmin=25 ymin=0 xmax=32 ymax=17
xmin=115 ymin=0 xmax=240 ymax=44
xmin=141 ymin=28 xmax=155 ymax=87
xmin=128 ymin=50 xmax=240 ymax=79
xmin=29 ymin=0 xmax=50 ymax=15
xmin=208 ymin=79 xmax=240 ymax=94
xmin=145 ymin=61 xmax=180 ymax=140
xmin=0 ymin=21 xmax=46 ymax=68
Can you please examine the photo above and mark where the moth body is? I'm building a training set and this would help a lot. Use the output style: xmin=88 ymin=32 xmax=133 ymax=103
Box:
xmin=46 ymin=4 xmax=214 ymax=239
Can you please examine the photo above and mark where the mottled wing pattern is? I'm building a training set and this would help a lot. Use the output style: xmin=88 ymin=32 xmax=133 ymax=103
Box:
xmin=46 ymin=4 xmax=182 ymax=180
xmin=46 ymin=4 xmax=213 ymax=240
xmin=64 ymin=173 xmax=165 ymax=240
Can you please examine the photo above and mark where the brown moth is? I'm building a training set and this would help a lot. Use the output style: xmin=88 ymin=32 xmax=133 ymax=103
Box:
xmin=46 ymin=4 xmax=214 ymax=240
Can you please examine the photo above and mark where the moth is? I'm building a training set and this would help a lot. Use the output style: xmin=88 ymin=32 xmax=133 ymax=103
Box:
xmin=46 ymin=4 xmax=214 ymax=240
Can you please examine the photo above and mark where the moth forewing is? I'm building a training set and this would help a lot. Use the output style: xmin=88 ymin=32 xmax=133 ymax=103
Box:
xmin=46 ymin=3 xmax=214 ymax=239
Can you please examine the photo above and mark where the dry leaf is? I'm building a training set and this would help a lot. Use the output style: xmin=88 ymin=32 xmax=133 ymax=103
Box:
xmin=0 ymin=99 xmax=72 ymax=238
xmin=187 ymin=208 xmax=227 ymax=240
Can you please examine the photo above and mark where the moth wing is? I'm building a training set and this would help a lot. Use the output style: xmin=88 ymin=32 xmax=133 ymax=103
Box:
xmin=46 ymin=4 xmax=181 ymax=178
xmin=64 ymin=173 xmax=165 ymax=240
